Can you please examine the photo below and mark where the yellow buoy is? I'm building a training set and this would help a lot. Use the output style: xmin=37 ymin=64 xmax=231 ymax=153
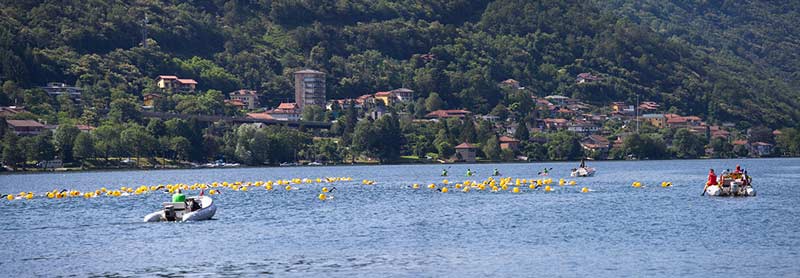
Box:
xmin=47 ymin=192 xmax=55 ymax=199
xmin=441 ymin=187 xmax=449 ymax=193
xmin=632 ymin=182 xmax=642 ymax=188
xmin=7 ymin=194 xmax=14 ymax=201
xmin=428 ymin=184 xmax=436 ymax=189
xmin=512 ymin=187 xmax=520 ymax=193
xmin=569 ymin=181 xmax=576 ymax=186
xmin=412 ymin=183 xmax=420 ymax=189
xmin=285 ymin=185 xmax=293 ymax=191
xmin=544 ymin=185 xmax=552 ymax=192
xmin=25 ymin=193 xmax=33 ymax=200
xmin=318 ymin=194 xmax=327 ymax=201
xmin=581 ymin=187 xmax=589 ymax=193
xmin=322 ymin=187 xmax=329 ymax=193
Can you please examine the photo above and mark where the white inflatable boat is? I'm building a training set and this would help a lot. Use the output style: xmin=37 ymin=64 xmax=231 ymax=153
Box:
xmin=143 ymin=196 xmax=216 ymax=222
xmin=705 ymin=180 xmax=756 ymax=197
xmin=570 ymin=167 xmax=596 ymax=177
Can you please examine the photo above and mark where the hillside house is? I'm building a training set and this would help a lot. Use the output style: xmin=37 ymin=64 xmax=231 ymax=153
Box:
xmin=264 ymin=102 xmax=301 ymax=121
xmin=576 ymin=73 xmax=602 ymax=84
xmin=156 ymin=75 xmax=197 ymax=93
xmin=390 ymin=88 xmax=414 ymax=102
xmin=6 ymin=119 xmax=45 ymax=136
xmin=455 ymin=142 xmax=477 ymax=162
xmin=499 ymin=136 xmax=520 ymax=151
xmin=229 ymin=90 xmax=260 ymax=109
xmin=41 ymin=82 xmax=83 ymax=101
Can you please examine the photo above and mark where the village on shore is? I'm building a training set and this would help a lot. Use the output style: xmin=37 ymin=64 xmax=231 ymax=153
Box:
xmin=1 ymin=69 xmax=794 ymax=172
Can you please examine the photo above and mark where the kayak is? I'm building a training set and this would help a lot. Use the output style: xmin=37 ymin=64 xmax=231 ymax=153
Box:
xmin=570 ymin=167 xmax=596 ymax=177
xmin=705 ymin=180 xmax=756 ymax=197
xmin=143 ymin=195 xmax=216 ymax=222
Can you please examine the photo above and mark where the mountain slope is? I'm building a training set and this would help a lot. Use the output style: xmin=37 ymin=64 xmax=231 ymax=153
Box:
xmin=0 ymin=0 xmax=797 ymax=127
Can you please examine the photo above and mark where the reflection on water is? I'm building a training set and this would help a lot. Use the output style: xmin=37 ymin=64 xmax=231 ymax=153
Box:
xmin=1 ymin=158 xmax=799 ymax=277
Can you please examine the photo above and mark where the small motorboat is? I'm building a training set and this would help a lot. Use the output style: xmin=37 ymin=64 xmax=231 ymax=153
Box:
xmin=570 ymin=167 xmax=596 ymax=177
xmin=143 ymin=196 xmax=216 ymax=222
xmin=705 ymin=180 xmax=756 ymax=197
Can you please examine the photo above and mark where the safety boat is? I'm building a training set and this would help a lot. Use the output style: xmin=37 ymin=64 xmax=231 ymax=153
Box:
xmin=570 ymin=167 xmax=596 ymax=177
xmin=705 ymin=179 xmax=756 ymax=197
xmin=143 ymin=196 xmax=216 ymax=222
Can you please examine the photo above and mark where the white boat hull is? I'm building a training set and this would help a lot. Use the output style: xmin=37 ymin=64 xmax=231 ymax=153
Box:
xmin=144 ymin=196 xmax=216 ymax=222
xmin=570 ymin=167 xmax=596 ymax=177
xmin=705 ymin=183 xmax=756 ymax=197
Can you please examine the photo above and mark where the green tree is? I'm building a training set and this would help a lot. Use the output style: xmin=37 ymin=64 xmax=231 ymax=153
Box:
xmin=120 ymin=124 xmax=157 ymax=166
xmin=483 ymin=135 xmax=501 ymax=160
xmin=671 ymin=129 xmax=705 ymax=158
xmin=93 ymin=125 xmax=121 ymax=162
xmin=73 ymin=132 xmax=95 ymax=168
xmin=709 ymin=137 xmax=733 ymax=158
xmin=514 ymin=119 xmax=530 ymax=141
xmin=545 ymin=132 xmax=583 ymax=161
xmin=108 ymin=99 xmax=141 ymax=124
xmin=170 ymin=136 xmax=192 ymax=161
xmin=2 ymin=133 xmax=23 ymax=169
xmin=459 ymin=116 xmax=477 ymax=143
xmin=425 ymin=92 xmax=443 ymax=112
xmin=54 ymin=124 xmax=80 ymax=162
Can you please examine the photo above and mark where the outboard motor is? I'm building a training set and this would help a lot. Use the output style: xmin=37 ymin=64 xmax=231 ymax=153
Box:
xmin=164 ymin=205 xmax=176 ymax=221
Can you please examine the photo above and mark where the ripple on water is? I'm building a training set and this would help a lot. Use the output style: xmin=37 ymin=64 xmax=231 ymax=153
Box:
xmin=1 ymin=158 xmax=799 ymax=277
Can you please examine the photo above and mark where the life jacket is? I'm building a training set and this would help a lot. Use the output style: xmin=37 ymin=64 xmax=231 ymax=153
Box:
xmin=707 ymin=173 xmax=718 ymax=185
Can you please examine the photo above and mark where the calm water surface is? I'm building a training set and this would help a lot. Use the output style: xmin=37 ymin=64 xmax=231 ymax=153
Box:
xmin=1 ymin=158 xmax=799 ymax=277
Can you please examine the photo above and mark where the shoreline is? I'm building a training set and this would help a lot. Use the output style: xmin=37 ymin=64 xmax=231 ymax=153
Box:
xmin=0 ymin=156 xmax=790 ymax=176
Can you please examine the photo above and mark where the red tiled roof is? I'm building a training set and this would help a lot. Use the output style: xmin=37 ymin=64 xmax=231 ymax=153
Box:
xmin=425 ymin=109 xmax=472 ymax=118
xmin=6 ymin=119 xmax=44 ymax=128
xmin=455 ymin=142 xmax=477 ymax=149
xmin=732 ymin=140 xmax=748 ymax=146
xmin=543 ymin=118 xmax=568 ymax=124
xmin=277 ymin=102 xmax=298 ymax=110
xmin=230 ymin=89 xmax=257 ymax=96
xmin=374 ymin=91 xmax=394 ymax=97
xmin=76 ymin=124 xmax=96 ymax=131
xmin=176 ymin=79 xmax=198 ymax=85
xmin=667 ymin=117 xmax=687 ymax=124
xmin=226 ymin=99 xmax=246 ymax=106
xmin=498 ymin=136 xmax=520 ymax=143
xmin=246 ymin=112 xmax=275 ymax=120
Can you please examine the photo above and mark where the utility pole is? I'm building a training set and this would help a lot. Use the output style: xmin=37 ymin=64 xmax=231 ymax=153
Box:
xmin=635 ymin=93 xmax=640 ymax=133
xmin=141 ymin=14 xmax=149 ymax=48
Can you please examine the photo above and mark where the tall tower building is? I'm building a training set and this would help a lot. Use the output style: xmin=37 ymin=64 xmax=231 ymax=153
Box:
xmin=294 ymin=69 xmax=326 ymax=109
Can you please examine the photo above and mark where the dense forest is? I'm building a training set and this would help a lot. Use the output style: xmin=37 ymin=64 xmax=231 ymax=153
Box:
xmin=1 ymin=0 xmax=800 ymax=169
xmin=1 ymin=0 xmax=798 ymax=127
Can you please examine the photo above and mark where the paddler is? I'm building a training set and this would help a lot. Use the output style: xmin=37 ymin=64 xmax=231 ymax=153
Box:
xmin=579 ymin=159 xmax=586 ymax=169
xmin=493 ymin=168 xmax=500 ymax=176
xmin=466 ymin=168 xmax=473 ymax=177
xmin=441 ymin=168 xmax=448 ymax=176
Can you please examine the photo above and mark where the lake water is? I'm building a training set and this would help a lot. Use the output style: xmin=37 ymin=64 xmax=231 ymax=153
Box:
xmin=1 ymin=158 xmax=799 ymax=277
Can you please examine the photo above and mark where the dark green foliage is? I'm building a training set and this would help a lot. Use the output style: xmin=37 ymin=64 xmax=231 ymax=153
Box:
xmin=671 ymin=128 xmax=705 ymax=159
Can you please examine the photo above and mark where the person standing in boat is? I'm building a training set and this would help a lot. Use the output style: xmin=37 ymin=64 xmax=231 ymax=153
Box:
xmin=493 ymin=168 xmax=500 ymax=176
xmin=172 ymin=189 xmax=186 ymax=203
xmin=579 ymin=159 xmax=586 ymax=169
